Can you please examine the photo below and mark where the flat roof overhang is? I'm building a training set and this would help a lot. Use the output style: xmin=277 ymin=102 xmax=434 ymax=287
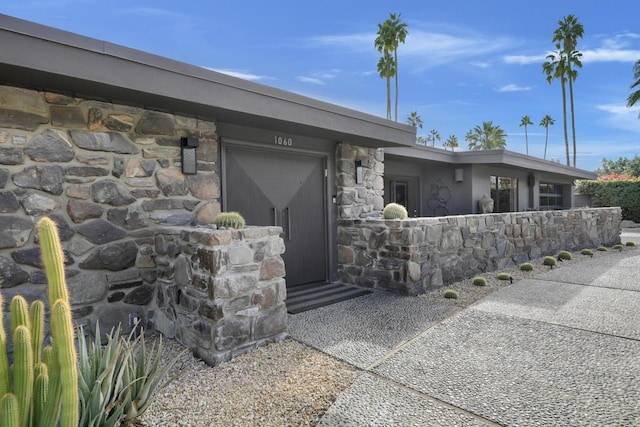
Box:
xmin=385 ymin=146 xmax=597 ymax=180
xmin=0 ymin=14 xmax=416 ymax=148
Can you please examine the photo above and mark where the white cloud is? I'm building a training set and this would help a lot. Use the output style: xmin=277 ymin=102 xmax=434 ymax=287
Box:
xmin=207 ymin=68 xmax=272 ymax=82
xmin=595 ymin=103 xmax=640 ymax=132
xmin=504 ymin=54 xmax=546 ymax=65
xmin=307 ymin=27 xmax=518 ymax=68
xmin=296 ymin=76 xmax=325 ymax=85
xmin=470 ymin=61 xmax=490 ymax=68
xmin=496 ymin=84 xmax=532 ymax=92
xmin=581 ymin=48 xmax=640 ymax=63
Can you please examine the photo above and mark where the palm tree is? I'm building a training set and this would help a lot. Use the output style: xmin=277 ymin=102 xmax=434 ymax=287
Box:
xmin=628 ymin=59 xmax=640 ymax=116
xmin=406 ymin=111 xmax=425 ymax=144
xmin=385 ymin=13 xmax=408 ymax=122
xmin=375 ymin=13 xmax=407 ymax=122
xmin=465 ymin=121 xmax=507 ymax=150
xmin=443 ymin=134 xmax=459 ymax=151
xmin=519 ymin=115 xmax=533 ymax=155
xmin=553 ymin=15 xmax=584 ymax=167
xmin=543 ymin=44 xmax=570 ymax=166
xmin=376 ymin=54 xmax=395 ymax=119
xmin=428 ymin=129 xmax=441 ymax=147
xmin=539 ymin=115 xmax=555 ymax=160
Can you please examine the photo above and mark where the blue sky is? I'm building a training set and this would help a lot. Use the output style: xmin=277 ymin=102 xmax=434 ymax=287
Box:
xmin=3 ymin=0 xmax=640 ymax=172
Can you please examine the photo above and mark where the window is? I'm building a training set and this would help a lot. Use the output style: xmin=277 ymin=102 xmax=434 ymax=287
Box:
xmin=490 ymin=176 xmax=518 ymax=212
xmin=393 ymin=181 xmax=408 ymax=208
xmin=539 ymin=182 xmax=564 ymax=210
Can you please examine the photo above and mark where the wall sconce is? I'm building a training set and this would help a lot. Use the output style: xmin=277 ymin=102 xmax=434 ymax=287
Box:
xmin=181 ymin=137 xmax=199 ymax=174
xmin=355 ymin=160 xmax=363 ymax=184
xmin=528 ymin=173 xmax=535 ymax=187
xmin=454 ymin=168 xmax=464 ymax=182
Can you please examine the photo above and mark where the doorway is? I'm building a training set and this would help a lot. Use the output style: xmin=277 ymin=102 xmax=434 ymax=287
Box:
xmin=223 ymin=143 xmax=328 ymax=287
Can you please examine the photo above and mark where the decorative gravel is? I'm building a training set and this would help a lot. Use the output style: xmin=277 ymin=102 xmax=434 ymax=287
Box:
xmin=138 ymin=338 xmax=359 ymax=427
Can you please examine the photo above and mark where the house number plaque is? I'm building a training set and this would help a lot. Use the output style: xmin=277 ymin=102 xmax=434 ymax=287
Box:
xmin=273 ymin=136 xmax=293 ymax=146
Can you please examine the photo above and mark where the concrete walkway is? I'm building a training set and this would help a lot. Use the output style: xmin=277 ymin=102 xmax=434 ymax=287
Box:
xmin=289 ymin=237 xmax=640 ymax=426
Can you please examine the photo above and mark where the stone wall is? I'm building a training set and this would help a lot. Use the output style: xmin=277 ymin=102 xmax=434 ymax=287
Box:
xmin=337 ymin=208 xmax=622 ymax=295
xmin=152 ymin=226 xmax=287 ymax=366
xmin=0 ymin=84 xmax=221 ymax=335
xmin=336 ymin=142 xmax=384 ymax=219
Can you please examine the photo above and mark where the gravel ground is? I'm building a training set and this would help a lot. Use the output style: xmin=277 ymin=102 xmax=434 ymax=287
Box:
xmin=137 ymin=241 xmax=636 ymax=427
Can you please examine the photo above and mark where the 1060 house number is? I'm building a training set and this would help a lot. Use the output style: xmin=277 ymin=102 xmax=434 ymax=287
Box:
xmin=273 ymin=136 xmax=293 ymax=146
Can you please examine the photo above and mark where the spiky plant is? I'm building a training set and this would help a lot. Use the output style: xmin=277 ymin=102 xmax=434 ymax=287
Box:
xmin=557 ymin=250 xmax=573 ymax=261
xmin=613 ymin=244 xmax=623 ymax=251
xmin=213 ymin=212 xmax=246 ymax=229
xmin=496 ymin=272 xmax=511 ymax=281
xmin=581 ymin=248 xmax=594 ymax=256
xmin=625 ymin=241 xmax=636 ymax=247
xmin=520 ymin=262 xmax=534 ymax=272
xmin=597 ymin=246 xmax=608 ymax=252
xmin=443 ymin=289 xmax=459 ymax=299
xmin=543 ymin=256 xmax=557 ymax=268
xmin=382 ymin=203 xmax=408 ymax=219
xmin=472 ymin=276 xmax=487 ymax=286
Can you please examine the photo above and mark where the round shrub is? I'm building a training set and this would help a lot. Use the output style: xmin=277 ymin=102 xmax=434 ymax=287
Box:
xmin=613 ymin=244 xmax=624 ymax=251
xmin=383 ymin=203 xmax=408 ymax=220
xmin=543 ymin=256 xmax=557 ymax=268
xmin=472 ymin=276 xmax=487 ymax=286
xmin=626 ymin=241 xmax=636 ymax=247
xmin=213 ymin=211 xmax=246 ymax=229
xmin=443 ymin=289 xmax=459 ymax=299
xmin=580 ymin=248 xmax=594 ymax=256
xmin=557 ymin=250 xmax=573 ymax=261
xmin=496 ymin=272 xmax=511 ymax=281
xmin=597 ymin=246 xmax=608 ymax=252
xmin=519 ymin=262 xmax=534 ymax=272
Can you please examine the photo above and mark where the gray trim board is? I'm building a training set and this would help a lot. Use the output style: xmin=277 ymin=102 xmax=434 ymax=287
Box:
xmin=0 ymin=14 xmax=415 ymax=148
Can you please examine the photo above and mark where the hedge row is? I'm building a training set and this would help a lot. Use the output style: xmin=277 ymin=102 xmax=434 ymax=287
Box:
xmin=577 ymin=180 xmax=640 ymax=222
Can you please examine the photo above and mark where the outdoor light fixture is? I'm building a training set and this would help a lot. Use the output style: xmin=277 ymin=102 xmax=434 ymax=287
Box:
xmin=181 ymin=137 xmax=199 ymax=175
xmin=454 ymin=168 xmax=464 ymax=182
xmin=355 ymin=160 xmax=363 ymax=184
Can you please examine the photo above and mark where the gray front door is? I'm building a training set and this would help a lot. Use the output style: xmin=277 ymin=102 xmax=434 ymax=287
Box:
xmin=224 ymin=144 xmax=328 ymax=287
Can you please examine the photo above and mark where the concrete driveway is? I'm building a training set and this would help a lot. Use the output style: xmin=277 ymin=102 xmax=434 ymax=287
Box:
xmin=289 ymin=245 xmax=640 ymax=426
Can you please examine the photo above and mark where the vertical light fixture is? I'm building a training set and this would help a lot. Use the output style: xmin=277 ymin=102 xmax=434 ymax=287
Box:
xmin=181 ymin=137 xmax=199 ymax=174
xmin=355 ymin=160 xmax=363 ymax=184
xmin=454 ymin=168 xmax=464 ymax=182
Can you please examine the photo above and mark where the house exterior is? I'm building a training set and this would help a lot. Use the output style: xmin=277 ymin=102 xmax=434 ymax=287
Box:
xmin=0 ymin=15 xmax=617 ymax=362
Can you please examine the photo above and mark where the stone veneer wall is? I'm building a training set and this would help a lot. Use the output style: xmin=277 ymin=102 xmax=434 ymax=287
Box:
xmin=152 ymin=226 xmax=287 ymax=366
xmin=0 ymin=84 xmax=222 ymax=335
xmin=337 ymin=208 xmax=622 ymax=295
xmin=336 ymin=143 xmax=384 ymax=219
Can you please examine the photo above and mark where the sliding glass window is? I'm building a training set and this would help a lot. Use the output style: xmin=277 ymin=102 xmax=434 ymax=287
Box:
xmin=539 ymin=182 xmax=564 ymax=210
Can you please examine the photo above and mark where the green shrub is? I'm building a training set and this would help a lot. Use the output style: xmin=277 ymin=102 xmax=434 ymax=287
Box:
xmin=472 ymin=276 xmax=487 ymax=286
xmin=443 ymin=289 xmax=459 ymax=299
xmin=626 ymin=241 xmax=636 ymax=246
xmin=543 ymin=256 xmax=557 ymax=268
xmin=597 ymin=246 xmax=608 ymax=252
xmin=383 ymin=203 xmax=408 ymax=219
xmin=519 ymin=262 xmax=534 ymax=272
xmin=580 ymin=248 xmax=594 ymax=256
xmin=576 ymin=179 xmax=640 ymax=222
xmin=557 ymin=250 xmax=573 ymax=261
xmin=613 ymin=244 xmax=624 ymax=251
xmin=496 ymin=272 xmax=511 ymax=281
xmin=214 ymin=212 xmax=245 ymax=229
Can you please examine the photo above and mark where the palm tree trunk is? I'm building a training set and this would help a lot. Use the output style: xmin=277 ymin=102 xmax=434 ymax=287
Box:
xmin=386 ymin=75 xmax=391 ymax=119
xmin=568 ymin=74 xmax=577 ymax=167
xmin=561 ymin=79 xmax=570 ymax=166
xmin=525 ymin=126 xmax=529 ymax=155
xmin=394 ymin=50 xmax=398 ymax=122
xmin=544 ymin=128 xmax=549 ymax=159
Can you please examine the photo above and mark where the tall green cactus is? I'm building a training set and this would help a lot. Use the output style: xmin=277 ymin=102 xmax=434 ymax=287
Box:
xmin=0 ymin=217 xmax=79 ymax=427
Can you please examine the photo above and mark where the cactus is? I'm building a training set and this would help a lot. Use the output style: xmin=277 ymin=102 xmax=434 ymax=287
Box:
xmin=214 ymin=211 xmax=246 ymax=229
xmin=557 ymin=250 xmax=573 ymax=261
xmin=580 ymin=248 xmax=594 ymax=256
xmin=472 ymin=276 xmax=487 ymax=286
xmin=0 ymin=217 xmax=79 ymax=427
xmin=543 ymin=256 xmax=557 ymax=268
xmin=444 ymin=289 xmax=459 ymax=299
xmin=496 ymin=272 xmax=511 ymax=281
xmin=383 ymin=203 xmax=408 ymax=219
xmin=626 ymin=241 xmax=636 ymax=246
xmin=0 ymin=393 xmax=20 ymax=427
xmin=520 ymin=262 xmax=534 ymax=272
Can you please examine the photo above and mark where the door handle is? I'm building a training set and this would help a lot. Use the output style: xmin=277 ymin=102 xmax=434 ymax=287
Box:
xmin=285 ymin=207 xmax=292 ymax=241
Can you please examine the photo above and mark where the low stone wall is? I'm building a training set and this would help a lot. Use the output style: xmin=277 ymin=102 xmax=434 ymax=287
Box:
xmin=152 ymin=226 xmax=287 ymax=366
xmin=337 ymin=208 xmax=622 ymax=295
